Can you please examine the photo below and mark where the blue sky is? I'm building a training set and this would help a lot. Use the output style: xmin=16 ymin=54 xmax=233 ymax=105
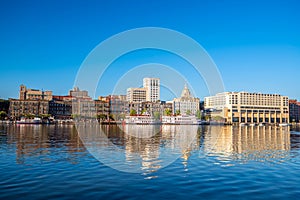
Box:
xmin=0 ymin=0 xmax=300 ymax=100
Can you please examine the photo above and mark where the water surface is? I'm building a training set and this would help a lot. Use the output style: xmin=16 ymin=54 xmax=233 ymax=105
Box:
xmin=0 ymin=124 xmax=299 ymax=199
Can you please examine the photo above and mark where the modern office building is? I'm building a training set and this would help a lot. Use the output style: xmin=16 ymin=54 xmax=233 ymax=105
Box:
xmin=289 ymin=99 xmax=300 ymax=123
xmin=143 ymin=78 xmax=160 ymax=102
xmin=173 ymin=84 xmax=200 ymax=115
xmin=126 ymin=88 xmax=147 ymax=103
xmin=204 ymin=92 xmax=289 ymax=124
xmin=19 ymin=84 xmax=52 ymax=101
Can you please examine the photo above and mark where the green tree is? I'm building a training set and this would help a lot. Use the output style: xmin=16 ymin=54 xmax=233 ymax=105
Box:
xmin=175 ymin=110 xmax=181 ymax=116
xmin=0 ymin=111 xmax=7 ymax=120
xmin=130 ymin=109 xmax=137 ymax=116
xmin=97 ymin=114 xmax=107 ymax=121
xmin=39 ymin=114 xmax=51 ymax=119
xmin=71 ymin=114 xmax=80 ymax=119
xmin=164 ymin=108 xmax=172 ymax=116
xmin=196 ymin=110 xmax=201 ymax=119
xmin=186 ymin=109 xmax=191 ymax=115
xmin=117 ymin=113 xmax=126 ymax=121
xmin=141 ymin=109 xmax=147 ymax=115
xmin=25 ymin=113 xmax=35 ymax=119
xmin=212 ymin=116 xmax=224 ymax=122
xmin=205 ymin=115 xmax=210 ymax=121
xmin=153 ymin=111 xmax=161 ymax=120
xmin=109 ymin=114 xmax=115 ymax=121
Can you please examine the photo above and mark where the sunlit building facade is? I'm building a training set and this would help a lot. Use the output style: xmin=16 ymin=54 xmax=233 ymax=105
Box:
xmin=173 ymin=84 xmax=200 ymax=115
xmin=143 ymin=77 xmax=160 ymax=102
xmin=126 ymin=88 xmax=147 ymax=103
xmin=204 ymin=92 xmax=289 ymax=124
xmin=19 ymin=84 xmax=52 ymax=101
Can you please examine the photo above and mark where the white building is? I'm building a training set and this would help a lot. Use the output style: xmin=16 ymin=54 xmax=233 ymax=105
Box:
xmin=173 ymin=85 xmax=200 ymax=115
xmin=143 ymin=78 xmax=160 ymax=102
xmin=126 ymin=88 xmax=147 ymax=103
xmin=204 ymin=92 xmax=289 ymax=124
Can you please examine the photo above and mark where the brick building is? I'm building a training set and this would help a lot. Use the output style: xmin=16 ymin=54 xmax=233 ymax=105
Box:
xmin=289 ymin=99 xmax=300 ymax=123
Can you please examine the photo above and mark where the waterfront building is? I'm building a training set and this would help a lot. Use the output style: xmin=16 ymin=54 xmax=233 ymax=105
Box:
xmin=128 ymin=101 xmax=172 ymax=116
xmin=69 ymin=87 xmax=94 ymax=118
xmin=9 ymin=99 xmax=49 ymax=119
xmin=143 ymin=77 xmax=160 ymax=102
xmin=49 ymin=96 xmax=73 ymax=119
xmin=19 ymin=84 xmax=52 ymax=101
xmin=69 ymin=87 xmax=90 ymax=99
xmin=108 ymin=95 xmax=128 ymax=120
xmin=126 ymin=88 xmax=147 ymax=103
xmin=173 ymin=85 xmax=200 ymax=115
xmin=94 ymin=98 xmax=109 ymax=117
xmin=204 ymin=92 xmax=289 ymax=124
xmin=289 ymin=99 xmax=300 ymax=123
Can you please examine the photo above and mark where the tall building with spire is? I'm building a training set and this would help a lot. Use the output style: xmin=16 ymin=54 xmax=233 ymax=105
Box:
xmin=173 ymin=84 xmax=200 ymax=115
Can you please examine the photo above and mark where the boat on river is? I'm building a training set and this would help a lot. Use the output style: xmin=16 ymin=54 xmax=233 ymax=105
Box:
xmin=162 ymin=115 xmax=204 ymax=125
xmin=125 ymin=115 xmax=161 ymax=125
xmin=17 ymin=117 xmax=42 ymax=124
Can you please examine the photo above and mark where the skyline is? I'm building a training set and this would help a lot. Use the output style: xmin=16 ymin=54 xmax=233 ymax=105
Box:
xmin=1 ymin=0 xmax=300 ymax=100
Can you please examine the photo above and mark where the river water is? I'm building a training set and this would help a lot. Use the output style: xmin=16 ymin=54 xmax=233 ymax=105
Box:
xmin=0 ymin=124 xmax=299 ymax=199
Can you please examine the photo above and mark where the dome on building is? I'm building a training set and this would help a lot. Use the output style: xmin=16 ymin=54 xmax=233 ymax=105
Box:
xmin=181 ymin=84 xmax=192 ymax=99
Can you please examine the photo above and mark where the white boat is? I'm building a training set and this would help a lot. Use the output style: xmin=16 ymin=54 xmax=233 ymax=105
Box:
xmin=125 ymin=115 xmax=161 ymax=125
xmin=162 ymin=115 xmax=201 ymax=125
xmin=279 ymin=123 xmax=290 ymax=127
xmin=249 ymin=123 xmax=257 ymax=127
xmin=240 ymin=123 xmax=248 ymax=126
xmin=17 ymin=117 xmax=42 ymax=124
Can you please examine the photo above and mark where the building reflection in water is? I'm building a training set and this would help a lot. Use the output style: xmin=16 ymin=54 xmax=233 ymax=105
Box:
xmin=1 ymin=123 xmax=295 ymax=173
xmin=5 ymin=124 xmax=85 ymax=165
xmin=77 ymin=124 xmax=199 ymax=174
xmin=124 ymin=125 xmax=199 ymax=173
xmin=123 ymin=125 xmax=161 ymax=173
xmin=203 ymin=126 xmax=291 ymax=163
xmin=160 ymin=125 xmax=200 ymax=170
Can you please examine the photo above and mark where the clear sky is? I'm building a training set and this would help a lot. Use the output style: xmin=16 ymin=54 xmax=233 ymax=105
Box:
xmin=0 ymin=0 xmax=300 ymax=100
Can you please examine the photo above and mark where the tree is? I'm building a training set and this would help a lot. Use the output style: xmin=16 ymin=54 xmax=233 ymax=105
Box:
xmin=71 ymin=114 xmax=80 ymax=119
xmin=164 ymin=108 xmax=172 ymax=116
xmin=141 ymin=109 xmax=147 ymax=115
xmin=153 ymin=111 xmax=161 ymax=120
xmin=212 ymin=116 xmax=224 ymax=122
xmin=24 ymin=113 xmax=35 ymax=119
xmin=196 ymin=110 xmax=201 ymax=119
xmin=130 ymin=109 xmax=137 ymax=116
xmin=175 ymin=110 xmax=181 ymax=116
xmin=97 ymin=114 xmax=107 ymax=121
xmin=39 ymin=114 xmax=51 ymax=119
xmin=0 ymin=111 xmax=7 ymax=120
xmin=186 ymin=109 xmax=191 ymax=115
xmin=117 ymin=113 xmax=126 ymax=121
xmin=109 ymin=114 xmax=115 ymax=121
